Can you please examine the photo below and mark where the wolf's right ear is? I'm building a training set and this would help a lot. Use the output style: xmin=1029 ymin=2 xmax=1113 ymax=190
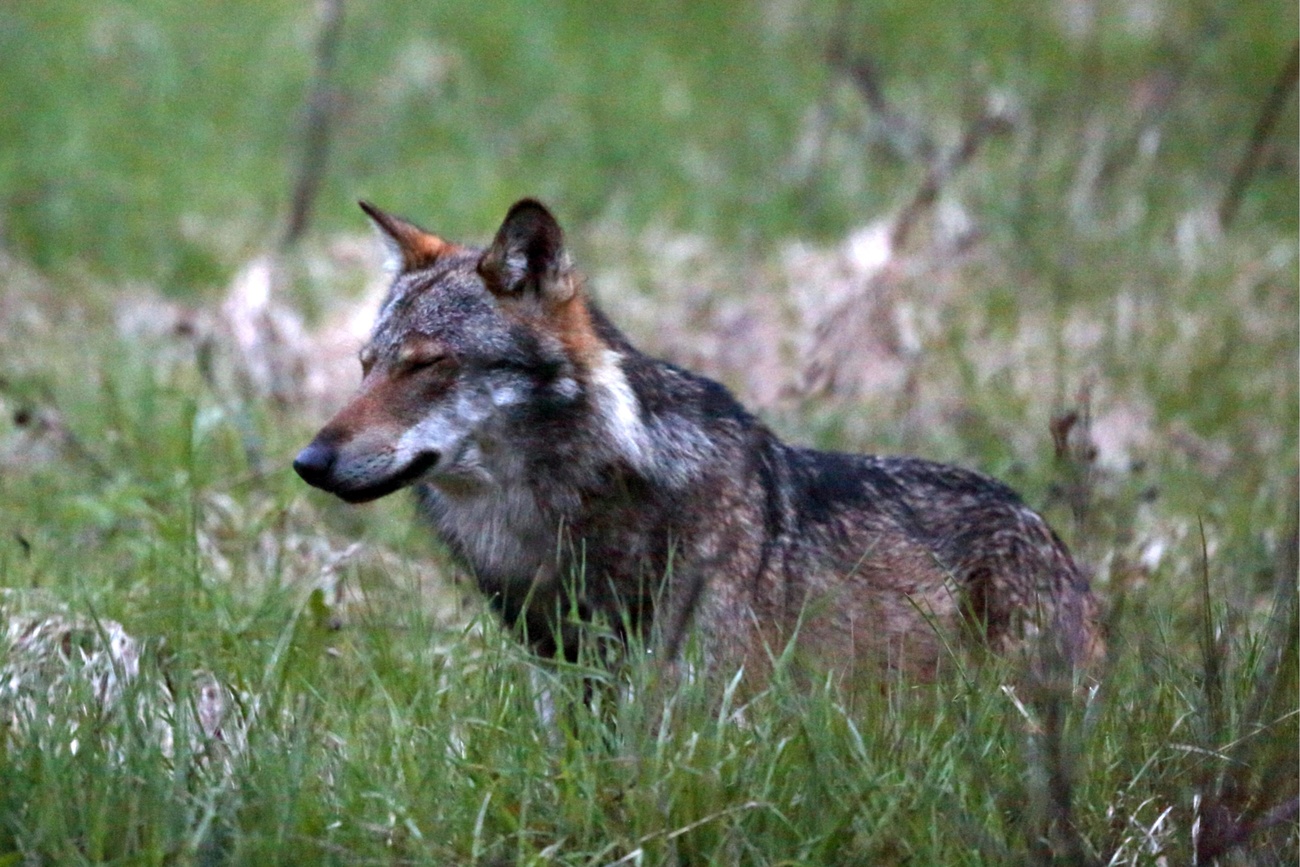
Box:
xmin=359 ymin=201 xmax=454 ymax=272
xmin=478 ymin=199 xmax=575 ymax=304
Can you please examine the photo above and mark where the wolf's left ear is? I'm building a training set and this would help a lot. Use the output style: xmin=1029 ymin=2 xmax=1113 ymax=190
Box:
xmin=359 ymin=201 xmax=454 ymax=272
xmin=478 ymin=199 xmax=575 ymax=303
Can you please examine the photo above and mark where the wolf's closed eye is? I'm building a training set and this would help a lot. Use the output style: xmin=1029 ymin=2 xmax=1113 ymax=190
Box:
xmin=395 ymin=341 xmax=455 ymax=374
xmin=400 ymin=353 xmax=453 ymax=374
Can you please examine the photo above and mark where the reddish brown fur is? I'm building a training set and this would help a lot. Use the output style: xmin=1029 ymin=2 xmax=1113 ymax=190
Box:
xmin=296 ymin=199 xmax=1104 ymax=693
xmin=539 ymin=284 xmax=606 ymax=372
xmin=359 ymin=200 xmax=462 ymax=270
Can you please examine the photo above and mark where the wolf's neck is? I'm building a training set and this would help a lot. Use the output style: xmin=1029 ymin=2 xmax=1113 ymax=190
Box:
xmin=587 ymin=346 xmax=654 ymax=471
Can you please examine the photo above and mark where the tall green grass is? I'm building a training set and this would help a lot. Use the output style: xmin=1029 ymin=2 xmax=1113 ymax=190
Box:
xmin=1 ymin=408 xmax=1294 ymax=864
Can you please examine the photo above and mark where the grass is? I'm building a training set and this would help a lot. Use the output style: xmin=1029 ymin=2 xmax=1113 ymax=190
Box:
xmin=1 ymin=0 xmax=1297 ymax=864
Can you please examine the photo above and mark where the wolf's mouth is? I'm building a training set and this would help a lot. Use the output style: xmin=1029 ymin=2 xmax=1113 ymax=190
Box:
xmin=335 ymin=451 xmax=441 ymax=504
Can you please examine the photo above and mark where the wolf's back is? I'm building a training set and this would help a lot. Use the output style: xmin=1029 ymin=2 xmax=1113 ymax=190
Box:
xmin=769 ymin=448 xmax=1103 ymax=668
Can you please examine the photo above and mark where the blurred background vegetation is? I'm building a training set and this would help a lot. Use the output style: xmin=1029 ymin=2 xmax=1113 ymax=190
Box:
xmin=2 ymin=0 xmax=1293 ymax=289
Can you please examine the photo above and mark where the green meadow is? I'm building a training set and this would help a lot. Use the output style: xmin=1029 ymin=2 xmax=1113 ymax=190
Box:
xmin=0 ymin=1 xmax=1295 ymax=863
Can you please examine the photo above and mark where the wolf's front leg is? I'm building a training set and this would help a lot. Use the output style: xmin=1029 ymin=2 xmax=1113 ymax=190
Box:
xmin=645 ymin=558 xmax=769 ymax=703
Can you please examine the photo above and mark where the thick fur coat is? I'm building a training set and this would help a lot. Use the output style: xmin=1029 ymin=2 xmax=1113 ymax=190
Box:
xmin=294 ymin=199 xmax=1102 ymax=681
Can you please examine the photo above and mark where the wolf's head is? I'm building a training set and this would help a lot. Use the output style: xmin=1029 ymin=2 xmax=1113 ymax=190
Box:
xmin=294 ymin=199 xmax=617 ymax=503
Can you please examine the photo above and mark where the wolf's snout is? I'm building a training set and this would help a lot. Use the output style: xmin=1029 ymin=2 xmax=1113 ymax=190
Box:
xmin=294 ymin=437 xmax=442 ymax=503
xmin=293 ymin=441 xmax=337 ymax=488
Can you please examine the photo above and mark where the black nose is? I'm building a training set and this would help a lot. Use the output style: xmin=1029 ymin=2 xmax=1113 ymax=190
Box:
xmin=293 ymin=442 xmax=336 ymax=487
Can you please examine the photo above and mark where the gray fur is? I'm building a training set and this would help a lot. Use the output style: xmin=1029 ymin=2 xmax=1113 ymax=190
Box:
xmin=294 ymin=199 xmax=1103 ymax=683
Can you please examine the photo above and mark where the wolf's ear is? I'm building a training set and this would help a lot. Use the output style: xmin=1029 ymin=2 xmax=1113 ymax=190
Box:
xmin=478 ymin=199 xmax=575 ymax=303
xmin=359 ymin=201 xmax=454 ymax=272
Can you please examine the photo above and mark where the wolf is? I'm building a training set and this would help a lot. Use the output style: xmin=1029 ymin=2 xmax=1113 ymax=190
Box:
xmin=294 ymin=199 xmax=1102 ymax=684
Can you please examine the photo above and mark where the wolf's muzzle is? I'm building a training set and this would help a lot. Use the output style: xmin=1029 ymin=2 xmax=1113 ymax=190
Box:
xmin=294 ymin=440 xmax=441 ymax=503
xmin=292 ymin=442 xmax=337 ymax=489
